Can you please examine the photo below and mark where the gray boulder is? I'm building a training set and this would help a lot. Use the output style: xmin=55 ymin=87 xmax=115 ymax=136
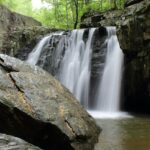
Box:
xmin=0 ymin=133 xmax=41 ymax=150
xmin=0 ymin=54 xmax=100 ymax=150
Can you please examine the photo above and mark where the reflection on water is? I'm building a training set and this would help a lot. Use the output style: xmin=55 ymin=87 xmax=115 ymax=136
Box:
xmin=95 ymin=117 xmax=150 ymax=150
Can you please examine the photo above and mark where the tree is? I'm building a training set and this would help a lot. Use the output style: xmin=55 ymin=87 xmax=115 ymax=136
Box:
xmin=110 ymin=0 xmax=117 ymax=9
xmin=73 ymin=0 xmax=78 ymax=29
xmin=1 ymin=0 xmax=32 ymax=16
xmin=1 ymin=0 xmax=125 ymax=29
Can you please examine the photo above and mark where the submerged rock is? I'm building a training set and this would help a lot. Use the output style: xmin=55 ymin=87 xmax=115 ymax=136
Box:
xmin=0 ymin=133 xmax=41 ymax=150
xmin=0 ymin=54 xmax=100 ymax=150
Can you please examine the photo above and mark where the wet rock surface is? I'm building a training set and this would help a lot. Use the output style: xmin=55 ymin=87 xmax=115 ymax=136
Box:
xmin=118 ymin=0 xmax=150 ymax=113
xmin=0 ymin=5 xmax=64 ymax=60
xmin=0 ymin=26 xmax=61 ymax=61
xmin=0 ymin=54 xmax=100 ymax=150
xmin=89 ymin=27 xmax=108 ymax=108
xmin=0 ymin=133 xmax=41 ymax=150
xmin=36 ymin=31 xmax=69 ymax=75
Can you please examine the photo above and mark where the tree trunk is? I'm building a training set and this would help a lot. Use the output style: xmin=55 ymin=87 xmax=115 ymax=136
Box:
xmin=66 ymin=0 xmax=69 ymax=28
xmin=73 ymin=0 xmax=78 ymax=29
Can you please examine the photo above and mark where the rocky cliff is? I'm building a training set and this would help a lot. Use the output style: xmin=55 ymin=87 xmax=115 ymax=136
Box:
xmin=0 ymin=5 xmax=42 ymax=55
xmin=80 ymin=0 xmax=150 ymax=113
xmin=0 ymin=5 xmax=41 ymax=33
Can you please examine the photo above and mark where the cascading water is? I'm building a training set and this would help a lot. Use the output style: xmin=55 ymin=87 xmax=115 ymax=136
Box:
xmin=58 ymin=28 xmax=95 ymax=108
xmin=26 ymin=27 xmax=128 ymax=118
xmin=27 ymin=32 xmax=64 ymax=65
xmin=96 ymin=27 xmax=124 ymax=112
xmin=27 ymin=35 xmax=51 ymax=65
xmin=89 ymin=27 xmax=126 ymax=118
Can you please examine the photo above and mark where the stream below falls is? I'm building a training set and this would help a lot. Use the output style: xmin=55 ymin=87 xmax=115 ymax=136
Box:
xmin=95 ymin=116 xmax=150 ymax=150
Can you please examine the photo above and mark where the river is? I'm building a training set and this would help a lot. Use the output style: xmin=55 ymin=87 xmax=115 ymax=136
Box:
xmin=95 ymin=116 xmax=150 ymax=150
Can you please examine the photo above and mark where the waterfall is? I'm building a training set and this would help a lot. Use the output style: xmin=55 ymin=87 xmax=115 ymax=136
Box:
xmin=26 ymin=27 xmax=127 ymax=118
xmin=58 ymin=29 xmax=95 ymax=108
xmin=27 ymin=32 xmax=64 ymax=65
xmin=92 ymin=27 xmax=124 ymax=117
xmin=27 ymin=35 xmax=51 ymax=65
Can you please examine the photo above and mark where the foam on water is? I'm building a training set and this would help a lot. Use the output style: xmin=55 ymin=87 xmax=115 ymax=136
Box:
xmin=88 ymin=111 xmax=132 ymax=119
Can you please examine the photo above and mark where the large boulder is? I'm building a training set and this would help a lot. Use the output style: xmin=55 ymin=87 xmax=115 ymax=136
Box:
xmin=0 ymin=133 xmax=41 ymax=150
xmin=0 ymin=54 xmax=100 ymax=150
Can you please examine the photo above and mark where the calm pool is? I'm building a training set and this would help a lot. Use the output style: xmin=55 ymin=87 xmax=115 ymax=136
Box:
xmin=95 ymin=116 xmax=150 ymax=150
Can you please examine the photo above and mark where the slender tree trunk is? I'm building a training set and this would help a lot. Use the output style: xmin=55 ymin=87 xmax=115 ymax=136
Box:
xmin=66 ymin=0 xmax=69 ymax=28
xmin=99 ymin=0 xmax=103 ymax=10
xmin=53 ymin=0 xmax=57 ymax=24
xmin=69 ymin=1 xmax=75 ymax=28
xmin=73 ymin=0 xmax=78 ymax=29
xmin=84 ymin=0 xmax=90 ymax=5
xmin=110 ymin=0 xmax=117 ymax=9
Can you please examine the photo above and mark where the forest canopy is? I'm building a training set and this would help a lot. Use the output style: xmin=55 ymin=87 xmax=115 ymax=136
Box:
xmin=0 ymin=0 xmax=125 ymax=29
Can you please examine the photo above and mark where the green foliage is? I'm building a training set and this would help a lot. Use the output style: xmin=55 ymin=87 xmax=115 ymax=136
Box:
xmin=0 ymin=0 xmax=32 ymax=16
xmin=0 ymin=0 xmax=125 ymax=29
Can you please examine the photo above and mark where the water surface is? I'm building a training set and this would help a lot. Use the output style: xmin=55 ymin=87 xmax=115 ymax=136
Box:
xmin=95 ymin=117 xmax=150 ymax=150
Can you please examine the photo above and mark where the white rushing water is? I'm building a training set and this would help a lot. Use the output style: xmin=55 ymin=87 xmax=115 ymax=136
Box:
xmin=88 ymin=111 xmax=131 ymax=119
xmin=26 ymin=27 xmax=128 ymax=118
xmin=59 ymin=28 xmax=96 ymax=108
xmin=27 ymin=35 xmax=51 ymax=65
xmin=27 ymin=32 xmax=63 ymax=65
xmin=93 ymin=27 xmax=124 ymax=118
xmin=90 ymin=27 xmax=126 ymax=118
